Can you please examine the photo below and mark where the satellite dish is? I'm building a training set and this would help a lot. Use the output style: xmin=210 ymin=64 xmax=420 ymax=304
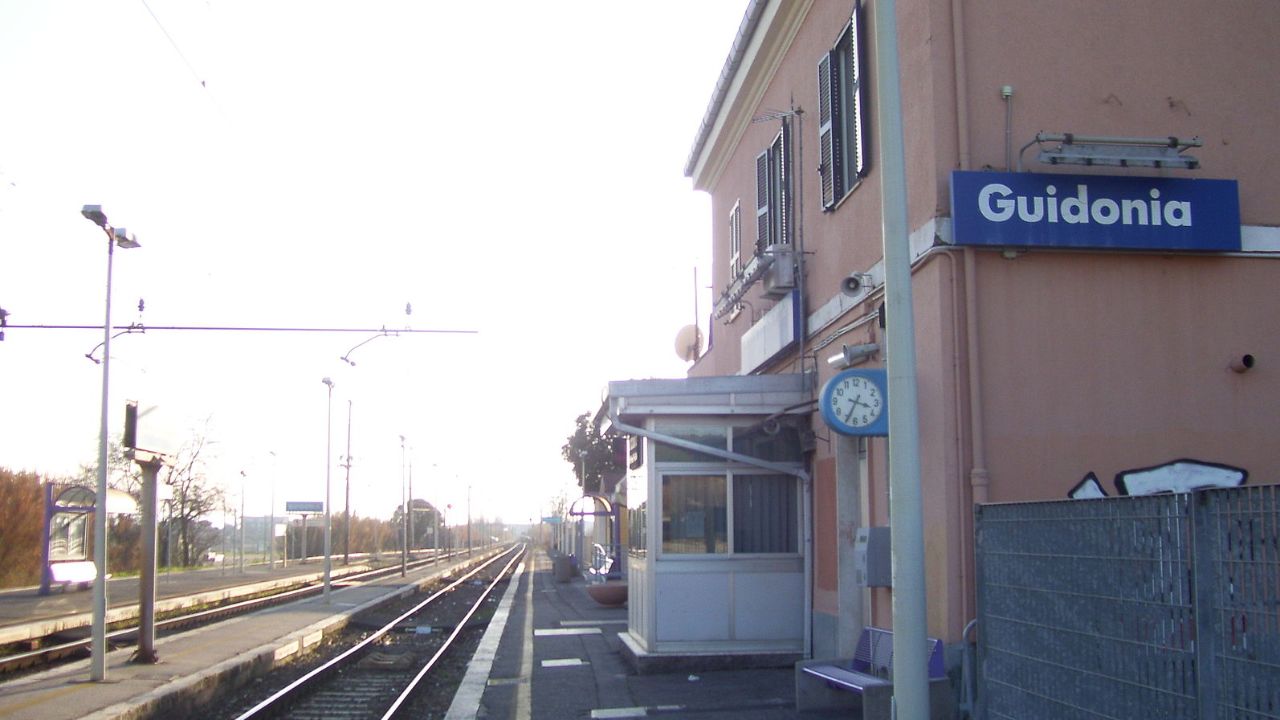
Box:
xmin=674 ymin=325 xmax=704 ymax=362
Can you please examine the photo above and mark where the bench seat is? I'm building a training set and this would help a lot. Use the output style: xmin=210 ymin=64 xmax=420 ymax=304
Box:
xmin=796 ymin=626 xmax=954 ymax=718
xmin=802 ymin=663 xmax=891 ymax=692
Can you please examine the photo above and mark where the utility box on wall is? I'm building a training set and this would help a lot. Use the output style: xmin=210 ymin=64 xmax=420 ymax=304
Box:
xmin=854 ymin=526 xmax=892 ymax=587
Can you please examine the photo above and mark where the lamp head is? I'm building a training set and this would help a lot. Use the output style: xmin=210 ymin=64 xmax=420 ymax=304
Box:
xmin=81 ymin=204 xmax=109 ymax=227
xmin=321 ymin=376 xmax=334 ymax=388
xmin=112 ymin=227 xmax=141 ymax=249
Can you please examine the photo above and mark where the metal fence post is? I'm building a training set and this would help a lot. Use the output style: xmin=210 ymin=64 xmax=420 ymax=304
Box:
xmin=1190 ymin=489 xmax=1218 ymax=719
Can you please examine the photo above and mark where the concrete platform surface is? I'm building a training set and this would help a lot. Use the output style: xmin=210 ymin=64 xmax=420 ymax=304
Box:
xmin=0 ymin=555 xmax=467 ymax=720
xmin=0 ymin=559 xmax=377 ymax=647
xmin=454 ymin=552 xmax=851 ymax=720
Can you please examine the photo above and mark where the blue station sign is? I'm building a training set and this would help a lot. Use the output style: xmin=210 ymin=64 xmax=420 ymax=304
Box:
xmin=950 ymin=171 xmax=1240 ymax=252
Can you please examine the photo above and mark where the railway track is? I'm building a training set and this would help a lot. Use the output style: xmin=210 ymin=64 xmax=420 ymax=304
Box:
xmin=0 ymin=548 xmax=485 ymax=677
xmin=226 ymin=543 xmax=525 ymax=720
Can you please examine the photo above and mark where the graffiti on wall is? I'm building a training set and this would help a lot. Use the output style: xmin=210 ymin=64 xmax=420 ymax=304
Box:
xmin=1068 ymin=458 xmax=1248 ymax=499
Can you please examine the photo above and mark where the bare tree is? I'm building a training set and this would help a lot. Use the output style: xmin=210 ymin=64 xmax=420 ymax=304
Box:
xmin=163 ymin=430 xmax=224 ymax=567
xmin=74 ymin=439 xmax=143 ymax=496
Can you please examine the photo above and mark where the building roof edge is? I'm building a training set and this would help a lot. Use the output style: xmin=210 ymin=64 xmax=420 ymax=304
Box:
xmin=682 ymin=0 xmax=768 ymax=179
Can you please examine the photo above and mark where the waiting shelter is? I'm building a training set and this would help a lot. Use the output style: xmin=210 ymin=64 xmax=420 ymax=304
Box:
xmin=602 ymin=374 xmax=812 ymax=668
xmin=40 ymin=483 xmax=139 ymax=595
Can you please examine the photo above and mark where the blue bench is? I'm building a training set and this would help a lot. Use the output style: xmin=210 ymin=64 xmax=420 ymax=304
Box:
xmin=796 ymin=626 xmax=951 ymax=718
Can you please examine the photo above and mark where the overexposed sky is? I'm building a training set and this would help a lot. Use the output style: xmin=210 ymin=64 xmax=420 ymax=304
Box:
xmin=0 ymin=1 xmax=746 ymax=524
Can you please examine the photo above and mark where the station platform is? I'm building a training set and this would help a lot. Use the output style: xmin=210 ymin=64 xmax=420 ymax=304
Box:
xmin=0 ymin=557 xmax=376 ymax=647
xmin=0 ymin=553 xmax=462 ymax=720
xmin=0 ymin=550 xmax=845 ymax=719
xmin=450 ymin=551 xmax=846 ymax=719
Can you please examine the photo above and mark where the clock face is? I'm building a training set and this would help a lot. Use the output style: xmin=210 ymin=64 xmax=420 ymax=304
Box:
xmin=820 ymin=368 xmax=888 ymax=436
xmin=828 ymin=374 xmax=883 ymax=428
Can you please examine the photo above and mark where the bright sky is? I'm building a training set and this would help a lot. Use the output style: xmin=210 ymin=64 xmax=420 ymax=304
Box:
xmin=0 ymin=1 xmax=746 ymax=525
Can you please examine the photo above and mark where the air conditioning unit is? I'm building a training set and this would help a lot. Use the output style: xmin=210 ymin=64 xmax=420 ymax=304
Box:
xmin=762 ymin=247 xmax=796 ymax=297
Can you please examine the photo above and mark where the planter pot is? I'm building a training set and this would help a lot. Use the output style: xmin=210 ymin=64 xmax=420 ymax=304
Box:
xmin=586 ymin=581 xmax=628 ymax=607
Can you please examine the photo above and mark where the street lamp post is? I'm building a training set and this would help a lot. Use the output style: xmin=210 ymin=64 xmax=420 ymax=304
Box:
xmin=321 ymin=377 xmax=335 ymax=603
xmin=80 ymin=204 xmax=141 ymax=683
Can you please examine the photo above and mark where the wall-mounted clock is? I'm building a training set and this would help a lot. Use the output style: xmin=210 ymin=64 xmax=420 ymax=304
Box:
xmin=820 ymin=368 xmax=889 ymax=436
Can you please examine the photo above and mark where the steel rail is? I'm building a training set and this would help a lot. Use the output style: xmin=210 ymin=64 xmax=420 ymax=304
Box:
xmin=232 ymin=544 xmax=525 ymax=720
xmin=381 ymin=546 xmax=525 ymax=718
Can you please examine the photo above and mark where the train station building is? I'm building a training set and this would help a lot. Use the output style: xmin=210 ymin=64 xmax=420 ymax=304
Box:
xmin=601 ymin=0 xmax=1280 ymax=678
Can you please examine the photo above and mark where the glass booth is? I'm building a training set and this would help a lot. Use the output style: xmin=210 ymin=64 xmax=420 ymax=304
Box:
xmin=604 ymin=375 xmax=810 ymax=665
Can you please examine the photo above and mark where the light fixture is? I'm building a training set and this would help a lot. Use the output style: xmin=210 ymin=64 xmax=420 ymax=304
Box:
xmin=1019 ymin=133 xmax=1201 ymax=172
xmin=112 ymin=227 xmax=141 ymax=249
xmin=826 ymin=342 xmax=880 ymax=370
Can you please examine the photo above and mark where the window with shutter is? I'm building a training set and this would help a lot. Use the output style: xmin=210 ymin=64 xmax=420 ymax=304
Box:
xmin=771 ymin=125 xmax=790 ymax=247
xmin=817 ymin=53 xmax=839 ymax=208
xmin=729 ymin=201 xmax=742 ymax=280
xmin=754 ymin=124 xmax=792 ymax=256
xmin=819 ymin=0 xmax=870 ymax=210
xmin=755 ymin=150 xmax=771 ymax=256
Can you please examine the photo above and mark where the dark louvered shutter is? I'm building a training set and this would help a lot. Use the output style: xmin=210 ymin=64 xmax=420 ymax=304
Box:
xmin=729 ymin=202 xmax=742 ymax=279
xmin=773 ymin=126 xmax=790 ymax=245
xmin=818 ymin=53 xmax=837 ymax=209
xmin=850 ymin=0 xmax=869 ymax=179
xmin=755 ymin=149 xmax=771 ymax=256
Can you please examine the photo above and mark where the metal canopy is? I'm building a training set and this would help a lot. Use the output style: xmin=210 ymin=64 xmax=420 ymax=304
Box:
xmin=606 ymin=374 xmax=811 ymax=420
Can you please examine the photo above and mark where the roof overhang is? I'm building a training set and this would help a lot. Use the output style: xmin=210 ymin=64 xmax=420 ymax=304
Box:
xmin=606 ymin=373 xmax=812 ymax=423
xmin=683 ymin=0 xmax=813 ymax=191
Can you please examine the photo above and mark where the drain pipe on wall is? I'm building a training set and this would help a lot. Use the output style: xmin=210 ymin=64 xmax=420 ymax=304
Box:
xmin=953 ymin=0 xmax=990 ymax=634
xmin=608 ymin=413 xmax=813 ymax=658
xmin=790 ymin=100 xmax=816 ymax=664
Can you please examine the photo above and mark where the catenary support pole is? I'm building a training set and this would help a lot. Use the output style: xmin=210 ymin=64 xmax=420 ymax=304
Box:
xmin=134 ymin=454 xmax=164 ymax=663
xmin=873 ymin=0 xmax=931 ymax=716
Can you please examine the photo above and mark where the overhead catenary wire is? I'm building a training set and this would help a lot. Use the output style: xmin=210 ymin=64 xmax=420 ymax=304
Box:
xmin=6 ymin=324 xmax=476 ymax=334
xmin=139 ymin=0 xmax=207 ymax=88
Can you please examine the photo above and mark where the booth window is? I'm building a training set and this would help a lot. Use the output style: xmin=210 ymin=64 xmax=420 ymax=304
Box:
xmin=661 ymin=472 xmax=798 ymax=556
xmin=653 ymin=424 xmax=727 ymax=463
xmin=733 ymin=474 xmax=797 ymax=553
xmin=662 ymin=474 xmax=728 ymax=554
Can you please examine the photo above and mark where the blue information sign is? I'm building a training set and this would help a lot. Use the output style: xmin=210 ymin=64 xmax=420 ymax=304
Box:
xmin=285 ymin=501 xmax=323 ymax=513
xmin=950 ymin=171 xmax=1240 ymax=252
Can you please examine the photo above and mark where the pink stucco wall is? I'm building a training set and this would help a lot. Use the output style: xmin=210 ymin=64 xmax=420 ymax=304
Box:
xmin=689 ymin=0 xmax=1280 ymax=643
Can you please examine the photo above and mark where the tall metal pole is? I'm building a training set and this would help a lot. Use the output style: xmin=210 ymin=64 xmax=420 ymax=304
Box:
xmin=399 ymin=435 xmax=407 ymax=576
xmin=238 ymin=471 xmax=246 ymax=573
xmin=166 ymin=500 xmax=173 ymax=573
xmin=873 ymin=0 xmax=930 ymax=716
xmin=321 ymin=377 xmax=334 ymax=603
xmin=90 ymin=231 xmax=116 ymax=682
xmin=268 ymin=451 xmax=276 ymax=570
xmin=407 ymin=457 xmax=414 ymax=558
xmin=343 ymin=401 xmax=352 ymax=565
